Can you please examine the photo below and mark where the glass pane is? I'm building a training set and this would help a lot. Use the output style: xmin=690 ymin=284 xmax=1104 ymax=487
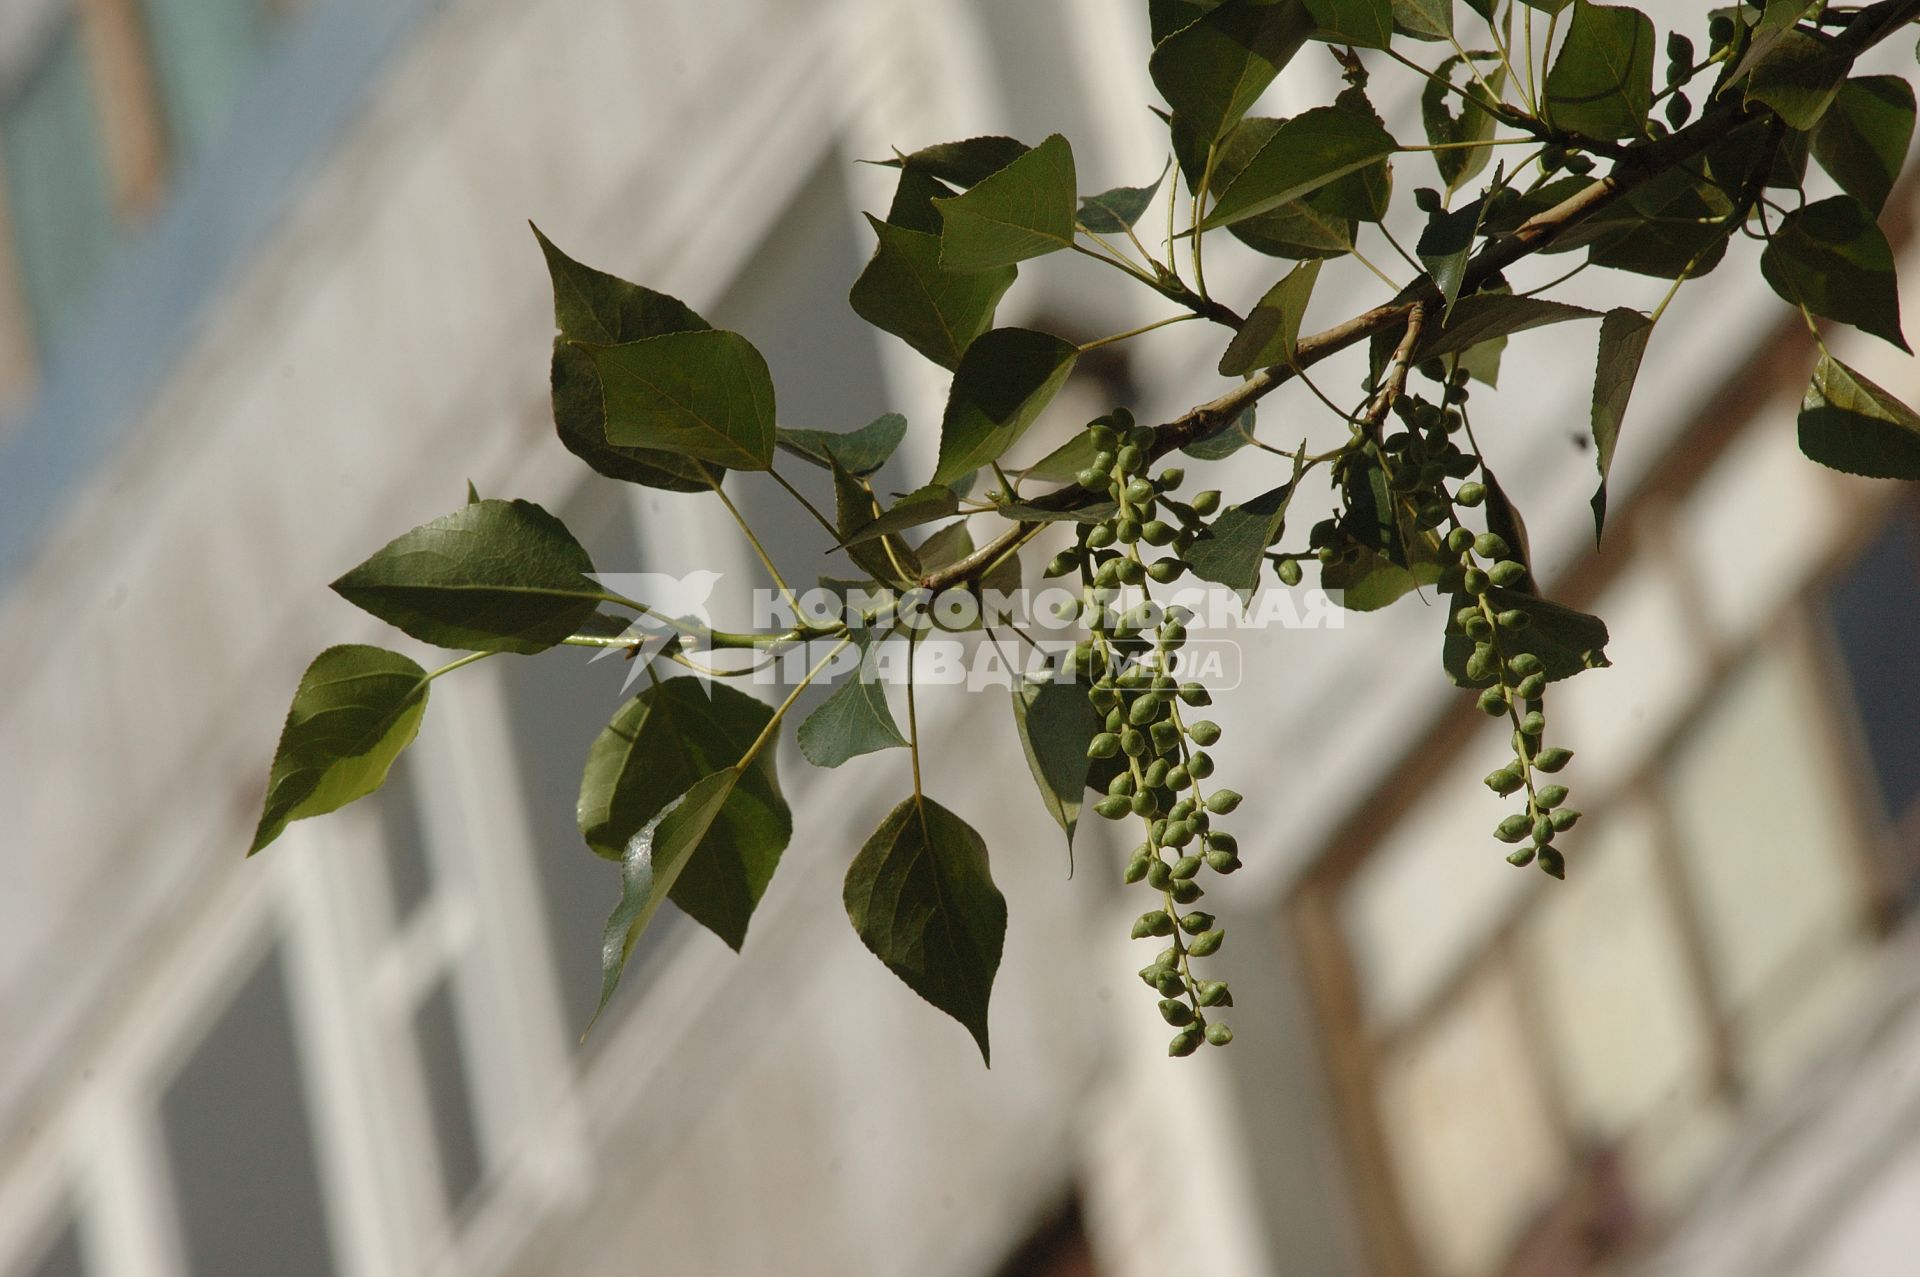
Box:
xmin=413 ymin=976 xmax=484 ymax=1214
xmin=500 ymin=490 xmax=676 ymax=1041
xmin=377 ymin=757 xmax=433 ymax=922
xmin=1 ymin=22 xmax=118 ymax=344
xmin=21 ymin=1216 xmax=86 ymax=1277
xmin=1668 ymin=646 xmax=1864 ymax=1016
xmin=1377 ymin=966 xmax=1565 ymax=1277
xmin=1826 ymin=506 xmax=1920 ymax=844
xmin=138 ymin=0 xmax=271 ymax=159
xmin=159 ymin=946 xmax=336 ymax=1277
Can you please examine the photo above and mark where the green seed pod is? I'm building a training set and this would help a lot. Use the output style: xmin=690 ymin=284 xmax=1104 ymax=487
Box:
xmin=1177 ymin=682 xmax=1211 ymax=707
xmin=1130 ymin=790 xmax=1157 ymax=817
xmin=1490 ymin=560 xmax=1527 ymax=587
xmin=1465 ymin=644 xmax=1497 ymax=682
xmin=1549 ymin=807 xmax=1581 ymax=832
xmin=1089 ymin=423 xmax=1119 ymax=451
xmin=1089 ymin=685 xmax=1119 ymax=712
xmin=1088 ymin=732 xmax=1120 ymax=759
xmin=1114 ymin=518 xmax=1142 ymax=546
xmin=1515 ymin=672 xmax=1547 ymax=700
xmin=1484 ymin=767 xmax=1524 ymax=796
xmin=1277 ymin=558 xmax=1303 ymax=586
xmin=1508 ymin=652 xmax=1543 ymax=676
xmin=1447 ymin=527 xmax=1475 ymax=555
xmin=1147 ymin=559 xmax=1184 ymax=584
xmin=1143 ymin=759 xmax=1171 ymax=789
xmin=1519 ymin=711 xmax=1546 ymax=737
xmin=1107 ymin=772 xmax=1136 ymax=798
xmin=1147 ymin=858 xmax=1173 ymax=890
xmin=1188 ymin=752 xmax=1215 ymax=780
xmin=1497 ymin=608 xmax=1530 ymax=631
xmin=1453 ymin=604 xmax=1481 ymax=628
xmin=1165 ymin=764 xmax=1190 ymax=791
xmin=1104 ymin=707 xmax=1124 ymax=732
xmin=1149 ymin=817 xmax=1168 ymax=843
xmin=1128 ymin=694 xmax=1163 ymax=727
xmin=1159 ymin=999 xmax=1195 ymax=1026
xmin=1536 ymin=784 xmax=1569 ymax=809
xmin=1124 ymin=853 xmax=1150 ymax=884
xmin=1159 ymin=623 xmax=1187 ymax=651
xmin=1121 ymin=727 xmax=1146 ymax=756
xmin=1463 ymin=566 xmax=1490 ymax=594
xmin=1141 ymin=520 xmax=1176 ymax=547
xmin=1157 ymin=467 xmax=1185 ymax=489
xmin=1183 ymin=720 xmax=1217 ymax=747
xmin=1093 ymin=559 xmax=1122 ymax=590
xmin=1095 ymin=796 xmax=1132 ymax=820
xmin=1205 ymin=1023 xmax=1234 ymax=1047
xmin=1076 ymin=467 xmax=1108 ymax=490
xmin=1115 ymin=557 xmax=1146 ymax=585
xmin=1456 ymin=481 xmax=1487 ymax=507
xmin=1151 ymin=721 xmax=1182 ymax=755
xmin=1042 ymin=552 xmax=1073 ymax=578
xmin=1179 ymin=911 xmax=1215 ymax=935
xmin=1130 ymin=913 xmax=1156 ymax=939
xmin=1116 ymin=444 xmax=1143 ymax=473
xmin=1155 ymin=968 xmax=1186 ymax=998
xmin=1159 ymin=821 xmax=1190 ymax=849
xmin=1505 ymin=846 xmax=1536 ymax=868
xmin=1139 ymin=910 xmax=1175 ymax=937
xmin=1465 ymin=615 xmax=1493 ymax=641
xmin=1537 ymin=848 xmax=1566 ymax=879
xmin=1197 ymin=980 xmax=1231 ymax=1007
xmin=1205 ymin=790 xmax=1242 ymax=815
xmin=1205 ymin=850 xmax=1242 ymax=874
xmin=1495 ymin=814 xmax=1531 ymax=843
xmin=1534 ymin=746 xmax=1572 ymax=772
xmin=1188 ymin=929 xmax=1225 ymax=958
xmin=1191 ymin=490 xmax=1221 ymax=516
xmin=1086 ymin=523 xmax=1116 ymax=549
xmin=1171 ymin=878 xmax=1203 ymax=904
xmin=1124 ymin=477 xmax=1155 ymax=505
xmin=1533 ymin=815 xmax=1555 ymax=844
xmin=1172 ymin=854 xmax=1202 ymax=880
xmin=1477 ymin=687 xmax=1508 ymax=716
xmin=1168 ymin=797 xmax=1195 ymax=822
xmin=1473 ymin=533 xmax=1509 ymax=561
xmin=1169 ymin=1028 xmax=1203 ymax=1057
xmin=1206 ymin=831 xmax=1237 ymax=855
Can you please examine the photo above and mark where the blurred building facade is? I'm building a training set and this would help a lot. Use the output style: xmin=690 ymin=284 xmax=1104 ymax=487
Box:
xmin=1 ymin=3 xmax=1919 ymax=1276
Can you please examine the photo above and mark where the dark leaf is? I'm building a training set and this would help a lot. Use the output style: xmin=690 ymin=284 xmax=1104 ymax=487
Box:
xmin=1422 ymin=52 xmax=1506 ymax=193
xmin=1589 ymin=308 xmax=1653 ymax=541
xmin=250 ymin=645 xmax=431 ymax=854
xmin=1183 ymin=483 xmax=1294 ymax=598
xmin=885 ymin=164 xmax=958 ymax=234
xmin=1149 ymin=0 xmax=1316 ymax=143
xmin=1182 ymin=404 xmax=1261 ymax=459
xmin=934 ymin=134 xmax=1078 ymax=270
xmin=1219 ymin=260 xmax=1322 ymax=375
xmin=1151 ymin=0 xmax=1224 ymax=44
xmin=797 ymin=636 xmax=908 ymax=767
xmin=1078 ymin=161 xmax=1171 ymax=233
xmin=1760 ymin=195 xmax=1909 ymax=352
xmin=1414 ymin=293 xmax=1600 ymax=361
xmin=777 ymin=412 xmax=909 ymax=477
xmin=850 ymin=215 xmax=1016 ymax=369
xmin=1013 ymin=429 xmax=1100 ymax=483
xmin=1442 ymin=589 xmax=1610 ymax=687
xmin=1010 ymin=672 xmax=1102 ymax=853
xmin=1812 ymin=76 xmax=1916 ymax=214
xmin=1203 ymin=102 xmax=1399 ymax=229
xmin=934 ymin=328 xmax=1080 ymax=485
xmin=1798 ymin=354 xmax=1920 ymax=478
xmin=1305 ymin=0 xmax=1393 ymax=48
xmin=831 ymin=461 xmax=927 ymax=586
xmin=1392 ymin=0 xmax=1452 ymax=40
xmin=331 ymin=498 xmax=602 ymax=654
xmin=1543 ymin=0 xmax=1654 ymax=140
xmin=1745 ymin=27 xmax=1850 ymax=131
xmin=845 ymin=795 xmax=1007 ymax=1063
xmin=878 ymin=136 xmax=1032 ymax=188
xmin=1416 ymin=193 xmax=1488 ymax=312
xmin=584 ymin=330 xmax=777 ymax=470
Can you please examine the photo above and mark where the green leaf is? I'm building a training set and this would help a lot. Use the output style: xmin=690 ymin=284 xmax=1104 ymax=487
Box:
xmin=251 ymin=645 xmax=431 ymax=854
xmin=1798 ymin=354 xmax=1920 ymax=478
xmin=1323 ymin=452 xmax=1444 ymax=610
xmin=1010 ymin=672 xmax=1101 ymax=855
xmin=577 ymin=679 xmax=791 ymax=951
xmin=1745 ymin=27 xmax=1849 ymax=131
xmin=837 ymin=479 xmax=961 ymax=550
xmin=1415 ymin=192 xmax=1487 ymax=312
xmin=1589 ymin=308 xmax=1653 ymax=541
xmin=797 ymin=637 xmax=908 ymax=767
xmin=583 ymin=330 xmax=778 ymax=470
xmin=934 ymin=328 xmax=1080 ymax=485
xmin=830 ymin=461 xmax=925 ymax=586
xmin=1150 ymin=0 xmax=1315 ymax=144
xmin=1760 ymin=195 xmax=1909 ymax=352
xmin=1151 ymin=0 xmax=1224 ymax=43
xmin=331 ymin=498 xmax=601 ymax=654
xmin=844 ymin=795 xmax=1007 ymax=1063
xmin=1442 ymin=589 xmax=1610 ymax=687
xmin=1812 ymin=76 xmax=1916 ymax=215
xmin=1581 ymin=165 xmax=1735 ymax=279
xmin=596 ymin=769 xmax=737 ymax=1016
xmin=1219 ymin=260 xmax=1322 ymax=375
xmin=1077 ymin=161 xmax=1171 ymax=233
xmin=850 ymin=215 xmax=1016 ymax=369
xmin=1306 ymin=0 xmax=1392 ymax=48
xmin=1168 ymin=112 xmax=1359 ymax=257
xmin=1202 ymin=103 xmax=1399 ymax=229
xmin=1182 ymin=404 xmax=1261 ymax=459
xmin=776 ymin=412 xmax=909 ymax=477
xmin=1183 ymin=483 xmax=1294 ymax=598
xmin=1392 ymin=0 xmax=1451 ymax=40
xmin=879 ymin=136 xmax=1031 ymax=188
xmin=1414 ymin=293 xmax=1600 ymax=361
xmin=1012 ymin=428 xmax=1100 ymax=483
xmin=1543 ymin=0 xmax=1654 ymax=140
xmin=534 ymin=224 xmax=717 ymax=492
xmin=465 ymin=479 xmax=481 ymax=504
xmin=933 ymin=134 xmax=1077 ymax=271
xmin=1423 ymin=52 xmax=1506 ymax=193
xmin=885 ymin=164 xmax=957 ymax=235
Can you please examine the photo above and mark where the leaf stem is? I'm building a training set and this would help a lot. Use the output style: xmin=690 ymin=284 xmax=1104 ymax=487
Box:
xmin=1078 ymin=312 xmax=1198 ymax=353
xmin=739 ymin=634 xmax=854 ymax=769
xmin=768 ymin=464 xmax=840 ymax=540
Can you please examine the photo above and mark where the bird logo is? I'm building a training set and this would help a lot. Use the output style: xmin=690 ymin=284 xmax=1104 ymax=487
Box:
xmin=586 ymin=570 xmax=724 ymax=693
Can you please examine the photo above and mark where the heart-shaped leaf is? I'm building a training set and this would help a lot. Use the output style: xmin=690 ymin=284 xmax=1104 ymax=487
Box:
xmin=1589 ymin=308 xmax=1653 ymax=541
xmin=845 ymin=795 xmax=1007 ymax=1063
xmin=849 ymin=215 xmax=1016 ymax=369
xmin=1798 ymin=354 xmax=1920 ymax=478
xmin=1543 ymin=0 xmax=1653 ymax=140
xmin=1442 ymin=589 xmax=1611 ymax=687
xmin=1183 ymin=483 xmax=1295 ymax=598
xmin=332 ymin=498 xmax=602 ymax=654
xmin=1761 ymin=195 xmax=1909 ymax=352
xmin=1811 ymin=76 xmax=1915 ymax=214
xmin=797 ymin=635 xmax=909 ymax=767
xmin=251 ymin=646 xmax=431 ymax=853
xmin=1077 ymin=161 xmax=1172 ymax=233
xmin=933 ymin=134 xmax=1076 ymax=271
xmin=777 ymin=413 xmax=909 ymax=477
xmin=934 ymin=328 xmax=1080 ymax=485
xmin=1150 ymin=0 xmax=1315 ymax=145
xmin=1010 ymin=671 xmax=1101 ymax=855
xmin=1219 ymin=260 xmax=1322 ymax=374
xmin=583 ymin=329 xmax=778 ymax=469
xmin=1203 ymin=103 xmax=1398 ymax=229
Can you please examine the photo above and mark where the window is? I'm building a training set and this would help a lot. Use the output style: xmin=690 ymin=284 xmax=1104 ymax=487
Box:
xmin=412 ymin=976 xmax=485 ymax=1214
xmin=137 ymin=0 xmax=279 ymax=161
xmin=158 ymin=945 xmax=337 ymax=1277
xmin=0 ymin=20 xmax=119 ymax=345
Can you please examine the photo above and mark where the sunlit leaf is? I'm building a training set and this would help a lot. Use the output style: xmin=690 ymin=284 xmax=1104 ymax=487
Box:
xmin=1798 ymin=354 xmax=1920 ymax=478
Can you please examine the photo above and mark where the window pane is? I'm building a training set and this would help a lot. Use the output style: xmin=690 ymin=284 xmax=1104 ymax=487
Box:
xmin=413 ymin=976 xmax=484 ymax=1214
xmin=138 ymin=0 xmax=271 ymax=159
xmin=1668 ymin=646 xmax=1863 ymax=1016
xmin=159 ymin=946 xmax=336 ymax=1277
xmin=1378 ymin=967 xmax=1565 ymax=1277
xmin=377 ymin=757 xmax=433 ymax=922
xmin=1 ymin=23 xmax=118 ymax=344
xmin=1826 ymin=507 xmax=1920 ymax=842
